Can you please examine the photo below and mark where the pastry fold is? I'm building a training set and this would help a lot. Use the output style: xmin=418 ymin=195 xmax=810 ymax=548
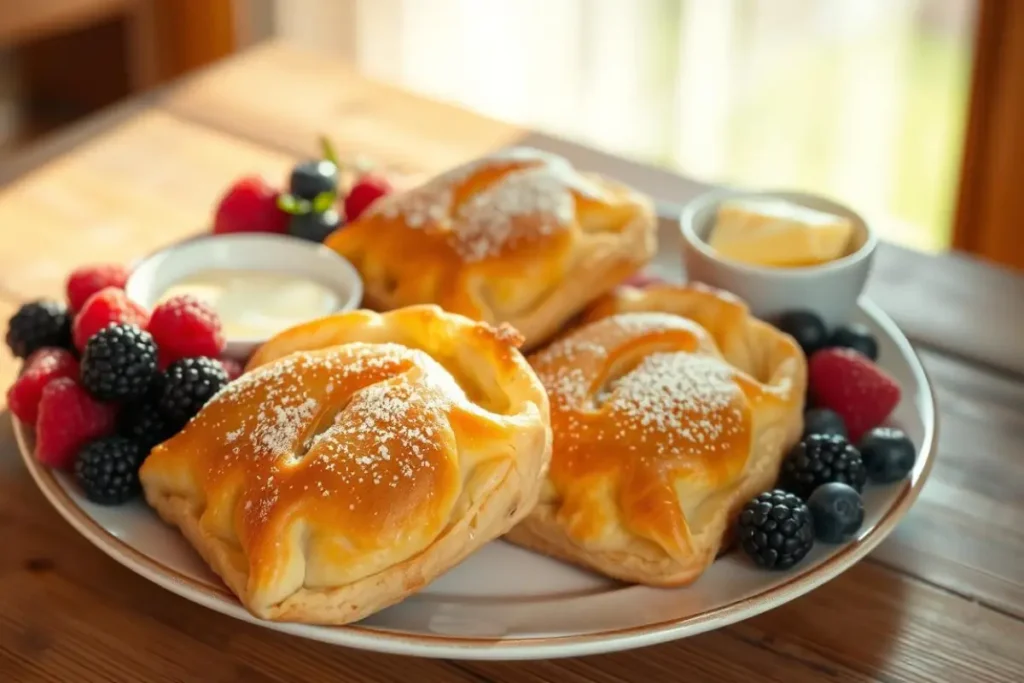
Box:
xmin=324 ymin=147 xmax=657 ymax=350
xmin=506 ymin=283 xmax=806 ymax=586
xmin=139 ymin=305 xmax=551 ymax=624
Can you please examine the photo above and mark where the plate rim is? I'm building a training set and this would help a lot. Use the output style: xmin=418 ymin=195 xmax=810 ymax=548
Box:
xmin=14 ymin=297 xmax=939 ymax=660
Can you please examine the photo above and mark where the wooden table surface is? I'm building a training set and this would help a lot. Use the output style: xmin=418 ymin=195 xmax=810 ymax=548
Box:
xmin=1 ymin=41 xmax=1023 ymax=683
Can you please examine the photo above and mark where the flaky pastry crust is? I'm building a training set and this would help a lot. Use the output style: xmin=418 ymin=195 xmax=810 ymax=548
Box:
xmin=324 ymin=147 xmax=657 ymax=351
xmin=139 ymin=305 xmax=551 ymax=624
xmin=506 ymin=283 xmax=806 ymax=586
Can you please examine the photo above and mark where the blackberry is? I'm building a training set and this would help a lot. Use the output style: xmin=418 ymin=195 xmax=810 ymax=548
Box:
xmin=738 ymin=489 xmax=814 ymax=569
xmin=118 ymin=399 xmax=179 ymax=451
xmin=74 ymin=436 xmax=146 ymax=505
xmin=80 ymin=324 xmax=159 ymax=402
xmin=779 ymin=433 xmax=866 ymax=500
xmin=6 ymin=300 xmax=72 ymax=358
xmin=159 ymin=357 xmax=228 ymax=425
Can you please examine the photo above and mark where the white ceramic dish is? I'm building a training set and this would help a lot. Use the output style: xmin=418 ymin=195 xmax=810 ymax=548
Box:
xmin=125 ymin=233 xmax=363 ymax=359
xmin=14 ymin=298 xmax=937 ymax=660
xmin=680 ymin=189 xmax=878 ymax=329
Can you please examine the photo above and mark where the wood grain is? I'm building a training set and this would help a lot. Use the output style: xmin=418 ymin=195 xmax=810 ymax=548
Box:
xmin=871 ymin=348 xmax=1024 ymax=619
xmin=0 ymin=110 xmax=295 ymax=302
xmin=159 ymin=41 xmax=524 ymax=176
xmin=0 ymin=416 xmax=480 ymax=683
xmin=1 ymin=405 xmax=1021 ymax=682
xmin=1 ymin=39 xmax=1023 ymax=683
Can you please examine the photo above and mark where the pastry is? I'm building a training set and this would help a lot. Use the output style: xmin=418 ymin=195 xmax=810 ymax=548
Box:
xmin=324 ymin=147 xmax=657 ymax=350
xmin=506 ymin=283 xmax=806 ymax=586
xmin=138 ymin=305 xmax=552 ymax=624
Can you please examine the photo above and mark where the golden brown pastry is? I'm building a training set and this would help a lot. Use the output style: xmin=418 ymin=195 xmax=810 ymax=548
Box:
xmin=506 ymin=283 xmax=806 ymax=586
xmin=324 ymin=147 xmax=657 ymax=350
xmin=139 ymin=305 xmax=551 ymax=624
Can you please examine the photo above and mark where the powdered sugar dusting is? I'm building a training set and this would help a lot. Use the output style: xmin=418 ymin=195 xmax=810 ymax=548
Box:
xmin=367 ymin=147 xmax=602 ymax=262
xmin=534 ymin=313 xmax=712 ymax=408
xmin=606 ymin=352 xmax=740 ymax=447
xmin=201 ymin=345 xmax=468 ymax=526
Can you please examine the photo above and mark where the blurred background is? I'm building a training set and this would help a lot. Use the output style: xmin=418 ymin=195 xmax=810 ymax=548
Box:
xmin=3 ymin=0 xmax=1017 ymax=267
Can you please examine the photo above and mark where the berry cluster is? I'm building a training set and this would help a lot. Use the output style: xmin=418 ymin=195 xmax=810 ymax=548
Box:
xmin=6 ymin=265 xmax=238 ymax=506
xmin=737 ymin=308 xmax=916 ymax=570
xmin=212 ymin=136 xmax=392 ymax=244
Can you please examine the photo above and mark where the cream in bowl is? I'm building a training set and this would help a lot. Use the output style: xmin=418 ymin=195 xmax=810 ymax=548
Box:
xmin=681 ymin=189 xmax=876 ymax=328
xmin=126 ymin=233 xmax=363 ymax=359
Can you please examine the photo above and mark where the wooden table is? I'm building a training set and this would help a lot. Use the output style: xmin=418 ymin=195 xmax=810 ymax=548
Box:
xmin=1 ymin=41 xmax=1023 ymax=683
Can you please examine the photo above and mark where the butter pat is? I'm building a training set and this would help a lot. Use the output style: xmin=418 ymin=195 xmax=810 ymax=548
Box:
xmin=707 ymin=199 xmax=854 ymax=267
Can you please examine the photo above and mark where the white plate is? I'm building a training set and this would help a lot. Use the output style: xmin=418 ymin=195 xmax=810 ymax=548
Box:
xmin=14 ymin=210 xmax=938 ymax=660
xmin=14 ymin=296 xmax=938 ymax=660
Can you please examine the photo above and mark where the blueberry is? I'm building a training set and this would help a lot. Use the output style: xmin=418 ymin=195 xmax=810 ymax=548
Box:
xmin=807 ymin=483 xmax=864 ymax=543
xmin=777 ymin=310 xmax=828 ymax=357
xmin=858 ymin=427 xmax=916 ymax=483
xmin=289 ymin=209 xmax=342 ymax=243
xmin=289 ymin=160 xmax=339 ymax=200
xmin=803 ymin=408 xmax=847 ymax=439
xmin=828 ymin=323 xmax=878 ymax=360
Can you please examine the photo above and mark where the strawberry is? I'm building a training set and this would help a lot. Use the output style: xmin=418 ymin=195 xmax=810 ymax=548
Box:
xmin=808 ymin=347 xmax=901 ymax=443
xmin=72 ymin=287 xmax=150 ymax=351
xmin=66 ymin=264 xmax=130 ymax=313
xmin=212 ymin=176 xmax=290 ymax=235
xmin=35 ymin=377 xmax=118 ymax=470
xmin=7 ymin=348 xmax=80 ymax=424
xmin=344 ymin=174 xmax=392 ymax=222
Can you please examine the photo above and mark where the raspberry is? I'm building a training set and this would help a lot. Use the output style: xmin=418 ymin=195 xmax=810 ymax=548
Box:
xmin=213 ymin=176 xmax=289 ymax=235
xmin=344 ymin=175 xmax=391 ymax=222
xmin=73 ymin=287 xmax=150 ymax=351
xmin=146 ymin=295 xmax=225 ymax=363
xmin=66 ymin=264 xmax=130 ymax=313
xmin=6 ymin=348 xmax=80 ymax=424
xmin=35 ymin=377 xmax=118 ymax=470
xmin=218 ymin=357 xmax=244 ymax=381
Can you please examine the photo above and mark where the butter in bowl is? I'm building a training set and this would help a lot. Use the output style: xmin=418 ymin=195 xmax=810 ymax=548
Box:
xmin=680 ymin=190 xmax=877 ymax=329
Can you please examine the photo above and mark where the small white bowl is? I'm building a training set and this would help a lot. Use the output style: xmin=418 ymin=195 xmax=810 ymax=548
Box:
xmin=680 ymin=189 xmax=877 ymax=328
xmin=126 ymin=233 xmax=363 ymax=359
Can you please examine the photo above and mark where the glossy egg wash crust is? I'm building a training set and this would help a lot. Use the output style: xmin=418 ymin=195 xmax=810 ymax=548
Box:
xmin=138 ymin=305 xmax=552 ymax=625
xmin=507 ymin=283 xmax=808 ymax=587
xmin=325 ymin=147 xmax=658 ymax=351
